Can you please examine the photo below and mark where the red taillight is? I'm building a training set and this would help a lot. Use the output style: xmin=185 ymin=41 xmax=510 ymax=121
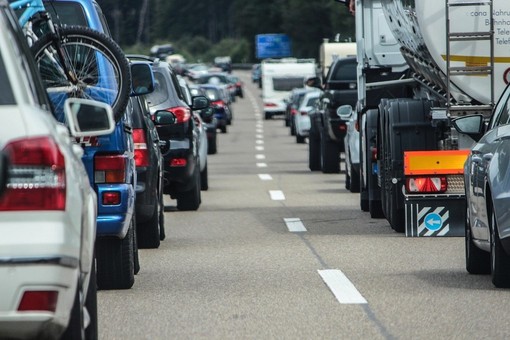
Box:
xmin=102 ymin=191 xmax=121 ymax=205
xmin=18 ymin=291 xmax=58 ymax=312
xmin=264 ymin=103 xmax=277 ymax=108
xmin=95 ymin=155 xmax=127 ymax=183
xmin=300 ymin=111 xmax=308 ymax=116
xmin=371 ymin=147 xmax=378 ymax=161
xmin=0 ymin=137 xmax=66 ymax=211
xmin=212 ymin=100 xmax=224 ymax=108
xmin=339 ymin=124 xmax=347 ymax=132
xmin=406 ymin=176 xmax=447 ymax=194
xmin=132 ymin=128 xmax=149 ymax=167
xmin=167 ymin=106 xmax=191 ymax=123
xmin=290 ymin=108 xmax=298 ymax=116
xmin=170 ymin=158 xmax=187 ymax=167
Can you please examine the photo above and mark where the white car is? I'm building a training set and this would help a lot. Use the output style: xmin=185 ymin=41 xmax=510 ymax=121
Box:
xmin=294 ymin=90 xmax=321 ymax=143
xmin=337 ymin=105 xmax=360 ymax=193
xmin=0 ymin=4 xmax=114 ymax=339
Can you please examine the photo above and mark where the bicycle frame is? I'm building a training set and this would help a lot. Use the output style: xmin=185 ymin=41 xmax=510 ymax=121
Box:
xmin=9 ymin=0 xmax=46 ymax=27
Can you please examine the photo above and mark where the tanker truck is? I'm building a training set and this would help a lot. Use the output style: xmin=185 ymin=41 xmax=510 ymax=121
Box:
xmin=336 ymin=0 xmax=510 ymax=236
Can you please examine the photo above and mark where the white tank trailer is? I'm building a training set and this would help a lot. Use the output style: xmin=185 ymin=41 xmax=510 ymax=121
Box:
xmin=351 ymin=0 xmax=510 ymax=236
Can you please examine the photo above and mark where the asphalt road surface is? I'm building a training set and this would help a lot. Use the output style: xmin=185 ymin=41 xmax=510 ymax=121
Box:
xmin=98 ymin=71 xmax=510 ymax=340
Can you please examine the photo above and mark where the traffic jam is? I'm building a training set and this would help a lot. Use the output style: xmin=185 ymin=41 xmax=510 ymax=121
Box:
xmin=1 ymin=0 xmax=510 ymax=339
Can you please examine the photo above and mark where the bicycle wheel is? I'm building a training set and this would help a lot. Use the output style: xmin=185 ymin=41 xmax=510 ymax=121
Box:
xmin=31 ymin=25 xmax=131 ymax=122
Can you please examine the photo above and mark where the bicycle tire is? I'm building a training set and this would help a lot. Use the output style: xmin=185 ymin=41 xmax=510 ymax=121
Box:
xmin=31 ymin=25 xmax=131 ymax=122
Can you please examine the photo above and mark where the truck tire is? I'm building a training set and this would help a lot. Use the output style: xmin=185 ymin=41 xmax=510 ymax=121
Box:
xmin=320 ymin=128 xmax=340 ymax=173
xmin=385 ymin=99 xmax=436 ymax=232
xmin=366 ymin=109 xmax=383 ymax=218
xmin=96 ymin=219 xmax=135 ymax=290
xmin=308 ymin=125 xmax=322 ymax=171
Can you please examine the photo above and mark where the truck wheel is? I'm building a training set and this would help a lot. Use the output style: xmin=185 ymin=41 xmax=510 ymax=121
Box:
xmin=466 ymin=209 xmax=490 ymax=274
xmin=96 ymin=219 xmax=135 ymax=290
xmin=366 ymin=109 xmax=383 ymax=218
xmin=290 ymin=120 xmax=296 ymax=136
xmin=137 ymin=202 xmax=161 ymax=249
xmin=159 ymin=188 xmax=166 ymax=241
xmin=220 ymin=125 xmax=227 ymax=134
xmin=320 ymin=128 xmax=340 ymax=173
xmin=177 ymin=166 xmax=201 ymax=211
xmin=309 ymin=129 xmax=322 ymax=171
xmin=490 ymin=207 xmax=510 ymax=287
xmin=84 ymin=256 xmax=98 ymax=339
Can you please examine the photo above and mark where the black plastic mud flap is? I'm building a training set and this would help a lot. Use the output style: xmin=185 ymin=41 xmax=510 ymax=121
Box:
xmin=405 ymin=196 xmax=465 ymax=237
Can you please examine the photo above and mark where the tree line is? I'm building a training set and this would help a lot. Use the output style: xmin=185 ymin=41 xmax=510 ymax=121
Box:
xmin=97 ymin=0 xmax=355 ymax=63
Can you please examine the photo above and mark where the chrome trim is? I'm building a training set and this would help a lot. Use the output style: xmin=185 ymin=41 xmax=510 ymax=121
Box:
xmin=0 ymin=256 xmax=79 ymax=268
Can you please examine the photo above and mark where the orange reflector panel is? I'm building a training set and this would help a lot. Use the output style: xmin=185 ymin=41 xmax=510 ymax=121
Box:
xmin=404 ymin=150 xmax=469 ymax=175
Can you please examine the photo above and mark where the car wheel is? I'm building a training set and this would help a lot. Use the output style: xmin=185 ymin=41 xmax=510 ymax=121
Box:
xmin=264 ymin=112 xmax=272 ymax=120
xmin=296 ymin=134 xmax=305 ymax=144
xmin=208 ymin=134 xmax=217 ymax=154
xmin=201 ymin=162 xmax=209 ymax=191
xmin=61 ymin=278 xmax=85 ymax=339
xmin=159 ymin=187 xmax=166 ymax=241
xmin=96 ymin=219 xmax=135 ymax=290
xmin=308 ymin=126 xmax=321 ymax=171
xmin=177 ymin=166 xmax=201 ymax=211
xmin=349 ymin=162 xmax=360 ymax=193
xmin=85 ymin=256 xmax=98 ymax=339
xmin=220 ymin=125 xmax=227 ymax=134
xmin=465 ymin=208 xmax=490 ymax=274
xmin=320 ymin=128 xmax=340 ymax=173
xmin=137 ymin=202 xmax=161 ymax=249
xmin=490 ymin=208 xmax=510 ymax=287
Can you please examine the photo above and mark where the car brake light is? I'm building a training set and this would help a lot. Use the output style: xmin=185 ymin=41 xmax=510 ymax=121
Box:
xmin=264 ymin=103 xmax=277 ymax=108
xmin=371 ymin=147 xmax=377 ymax=161
xmin=167 ymin=106 xmax=191 ymax=123
xmin=290 ymin=108 xmax=298 ymax=116
xmin=103 ymin=191 xmax=121 ymax=205
xmin=300 ymin=111 xmax=308 ymax=116
xmin=406 ymin=176 xmax=447 ymax=194
xmin=170 ymin=158 xmax=187 ymax=167
xmin=18 ymin=291 xmax=58 ymax=312
xmin=0 ymin=137 xmax=66 ymax=211
xmin=132 ymin=128 xmax=149 ymax=167
xmin=95 ymin=154 xmax=127 ymax=183
xmin=212 ymin=100 xmax=224 ymax=108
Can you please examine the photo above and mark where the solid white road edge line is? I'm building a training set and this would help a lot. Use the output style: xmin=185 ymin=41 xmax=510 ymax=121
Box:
xmin=269 ymin=190 xmax=285 ymax=200
xmin=258 ymin=174 xmax=273 ymax=181
xmin=318 ymin=269 xmax=368 ymax=304
xmin=284 ymin=218 xmax=307 ymax=232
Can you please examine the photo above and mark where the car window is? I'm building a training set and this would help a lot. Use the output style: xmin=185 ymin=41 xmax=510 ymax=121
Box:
xmin=146 ymin=71 xmax=169 ymax=106
xmin=490 ymin=84 xmax=510 ymax=128
xmin=44 ymin=2 xmax=88 ymax=27
xmin=274 ymin=77 xmax=304 ymax=91
xmin=331 ymin=61 xmax=357 ymax=81
xmin=203 ymin=88 xmax=220 ymax=101
xmin=306 ymin=96 xmax=319 ymax=107
xmin=0 ymin=53 xmax=15 ymax=105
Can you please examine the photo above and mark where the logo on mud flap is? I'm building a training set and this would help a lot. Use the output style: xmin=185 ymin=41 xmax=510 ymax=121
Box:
xmin=424 ymin=212 xmax=442 ymax=231
xmin=417 ymin=207 xmax=449 ymax=236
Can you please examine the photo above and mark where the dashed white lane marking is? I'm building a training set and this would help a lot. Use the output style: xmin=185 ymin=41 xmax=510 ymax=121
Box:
xmin=269 ymin=190 xmax=285 ymax=200
xmin=256 ymin=140 xmax=264 ymax=144
xmin=256 ymin=134 xmax=264 ymax=139
xmin=256 ymin=154 xmax=266 ymax=160
xmin=258 ymin=174 xmax=273 ymax=181
xmin=255 ymin=146 xmax=265 ymax=151
xmin=256 ymin=163 xmax=268 ymax=168
xmin=256 ymin=128 xmax=264 ymax=133
xmin=318 ymin=269 xmax=368 ymax=304
xmin=284 ymin=218 xmax=307 ymax=232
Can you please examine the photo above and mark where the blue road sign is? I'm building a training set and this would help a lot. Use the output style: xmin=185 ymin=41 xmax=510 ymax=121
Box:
xmin=256 ymin=34 xmax=292 ymax=59
xmin=424 ymin=212 xmax=442 ymax=231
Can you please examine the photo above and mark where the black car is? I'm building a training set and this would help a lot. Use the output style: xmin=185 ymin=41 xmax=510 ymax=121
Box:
xmin=190 ymin=84 xmax=218 ymax=154
xmin=127 ymin=55 xmax=209 ymax=211
xmin=131 ymin=95 xmax=165 ymax=248
xmin=196 ymin=84 xmax=233 ymax=133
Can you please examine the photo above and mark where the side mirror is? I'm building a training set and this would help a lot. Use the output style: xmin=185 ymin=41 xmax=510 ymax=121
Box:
xmin=200 ymin=106 xmax=214 ymax=122
xmin=336 ymin=105 xmax=353 ymax=120
xmin=452 ymin=114 xmax=485 ymax=142
xmin=154 ymin=110 xmax=177 ymax=125
xmin=131 ymin=63 xmax=154 ymax=96
xmin=192 ymin=95 xmax=210 ymax=110
xmin=64 ymin=98 xmax=115 ymax=137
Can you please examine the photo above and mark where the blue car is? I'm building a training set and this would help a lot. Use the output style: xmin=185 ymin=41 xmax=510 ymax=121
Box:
xmin=44 ymin=0 xmax=140 ymax=290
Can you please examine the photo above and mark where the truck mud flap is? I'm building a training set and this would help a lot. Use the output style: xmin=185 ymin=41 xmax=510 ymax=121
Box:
xmin=405 ymin=196 xmax=464 ymax=237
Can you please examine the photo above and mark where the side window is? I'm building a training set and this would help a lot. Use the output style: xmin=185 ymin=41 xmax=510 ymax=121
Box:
xmin=332 ymin=61 xmax=357 ymax=81
xmin=169 ymin=68 xmax=186 ymax=102
xmin=490 ymin=86 xmax=510 ymax=128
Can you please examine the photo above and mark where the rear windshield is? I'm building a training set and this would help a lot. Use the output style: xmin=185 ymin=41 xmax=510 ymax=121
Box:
xmin=331 ymin=61 xmax=357 ymax=81
xmin=305 ymin=97 xmax=319 ymax=107
xmin=202 ymin=88 xmax=221 ymax=101
xmin=273 ymin=77 xmax=304 ymax=92
xmin=146 ymin=71 xmax=169 ymax=106
xmin=0 ymin=56 xmax=15 ymax=105
xmin=45 ymin=2 xmax=88 ymax=27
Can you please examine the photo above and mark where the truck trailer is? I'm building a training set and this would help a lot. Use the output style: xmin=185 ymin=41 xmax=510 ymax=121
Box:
xmin=338 ymin=0 xmax=510 ymax=236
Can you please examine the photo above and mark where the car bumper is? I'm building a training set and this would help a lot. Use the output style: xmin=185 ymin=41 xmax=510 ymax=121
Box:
xmin=96 ymin=183 xmax=134 ymax=238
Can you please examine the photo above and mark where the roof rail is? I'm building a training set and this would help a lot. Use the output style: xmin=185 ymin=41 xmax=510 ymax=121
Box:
xmin=126 ymin=54 xmax=159 ymax=63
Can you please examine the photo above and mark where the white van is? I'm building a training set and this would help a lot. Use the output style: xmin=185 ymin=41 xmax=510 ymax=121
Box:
xmin=261 ymin=58 xmax=316 ymax=120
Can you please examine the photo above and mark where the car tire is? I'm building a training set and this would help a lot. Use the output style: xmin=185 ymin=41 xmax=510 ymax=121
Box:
xmin=96 ymin=220 xmax=135 ymax=290
xmin=133 ymin=216 xmax=140 ymax=275
xmin=201 ymin=162 xmax=209 ymax=191
xmin=177 ymin=166 xmax=201 ymax=211
xmin=264 ymin=112 xmax=271 ymax=120
xmin=62 ymin=279 xmax=85 ymax=339
xmin=137 ymin=203 xmax=161 ymax=249
xmin=490 ymin=208 xmax=510 ymax=287
xmin=465 ymin=209 xmax=490 ymax=274
xmin=208 ymin=135 xmax=217 ymax=154
xmin=159 ymin=187 xmax=166 ymax=241
xmin=320 ymin=128 xmax=340 ymax=174
xmin=290 ymin=120 xmax=296 ymax=136
xmin=308 ymin=127 xmax=321 ymax=171
xmin=349 ymin=162 xmax=360 ymax=193
xmin=220 ymin=125 xmax=227 ymax=134
xmin=296 ymin=134 xmax=306 ymax=144
xmin=85 ymin=256 xmax=98 ymax=340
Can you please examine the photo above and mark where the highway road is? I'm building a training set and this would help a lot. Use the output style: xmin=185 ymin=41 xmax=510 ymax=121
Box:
xmin=98 ymin=71 xmax=510 ymax=339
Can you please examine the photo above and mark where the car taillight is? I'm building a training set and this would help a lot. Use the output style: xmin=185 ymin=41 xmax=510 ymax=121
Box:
xmin=170 ymin=158 xmax=187 ymax=167
xmin=167 ymin=106 xmax=191 ymax=123
xmin=339 ymin=124 xmax=347 ymax=131
xmin=264 ymin=103 xmax=277 ymax=107
xmin=95 ymin=154 xmax=127 ymax=183
xmin=371 ymin=147 xmax=377 ymax=161
xmin=18 ymin=291 xmax=58 ymax=312
xmin=0 ymin=137 xmax=66 ymax=211
xmin=133 ymin=128 xmax=149 ymax=167
xmin=406 ymin=176 xmax=447 ymax=194
xmin=300 ymin=111 xmax=308 ymax=116
xmin=212 ymin=100 xmax=224 ymax=108
xmin=290 ymin=108 xmax=298 ymax=116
